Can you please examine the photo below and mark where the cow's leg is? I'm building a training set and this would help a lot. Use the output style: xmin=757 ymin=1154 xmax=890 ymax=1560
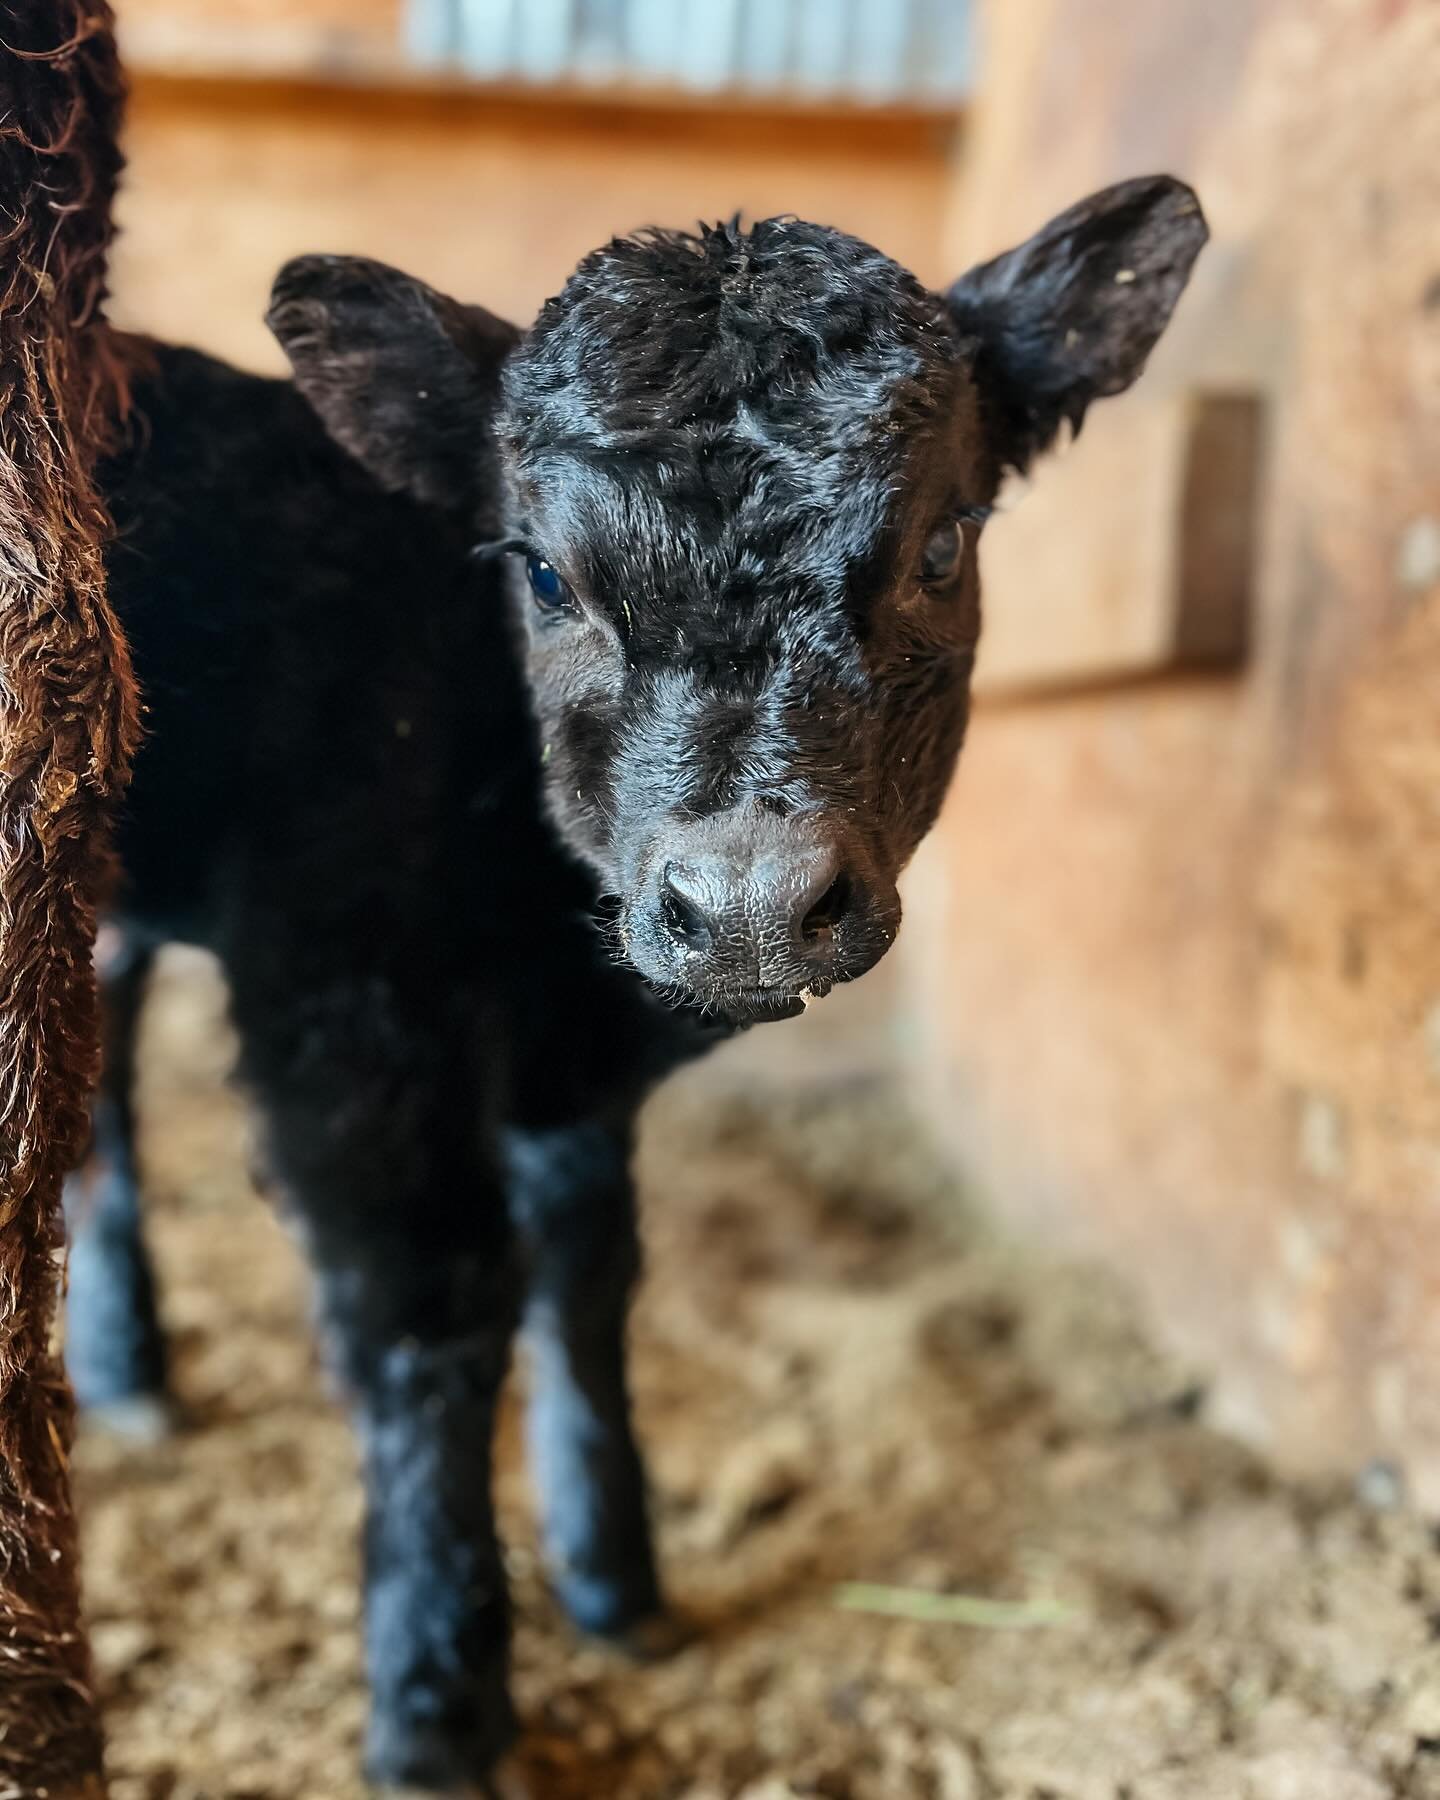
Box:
xmin=507 ymin=1116 xmax=667 ymax=1644
xmin=64 ymin=932 xmax=170 ymax=1429
xmin=331 ymin=1196 xmax=520 ymax=1790
xmin=236 ymin=977 xmax=523 ymax=1791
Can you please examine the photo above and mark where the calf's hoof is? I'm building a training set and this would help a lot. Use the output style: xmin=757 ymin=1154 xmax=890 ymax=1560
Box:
xmin=385 ymin=1752 xmax=535 ymax=1800
xmin=81 ymin=1394 xmax=179 ymax=1444
xmin=552 ymin=1561 xmax=667 ymax=1646
xmin=365 ymin=1698 xmax=520 ymax=1799
xmin=597 ymin=1605 xmax=697 ymax=1663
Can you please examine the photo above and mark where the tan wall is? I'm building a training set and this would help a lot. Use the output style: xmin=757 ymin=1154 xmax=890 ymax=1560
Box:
xmin=907 ymin=0 xmax=1440 ymax=1495
xmin=116 ymin=0 xmax=403 ymax=79
xmin=111 ymin=61 xmax=956 ymax=373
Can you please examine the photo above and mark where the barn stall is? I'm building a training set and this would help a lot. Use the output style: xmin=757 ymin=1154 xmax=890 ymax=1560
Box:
xmin=8 ymin=1 xmax=1439 ymax=1795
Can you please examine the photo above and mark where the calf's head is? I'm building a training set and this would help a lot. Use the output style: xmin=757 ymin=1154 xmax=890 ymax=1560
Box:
xmin=269 ymin=177 xmax=1205 ymax=1022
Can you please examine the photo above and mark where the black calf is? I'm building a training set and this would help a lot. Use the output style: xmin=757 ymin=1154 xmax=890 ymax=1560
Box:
xmin=67 ymin=180 xmax=1205 ymax=1790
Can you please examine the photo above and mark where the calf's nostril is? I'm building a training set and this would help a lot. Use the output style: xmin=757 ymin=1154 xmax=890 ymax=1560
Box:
xmin=660 ymin=869 xmax=715 ymax=952
xmin=800 ymin=871 xmax=851 ymax=942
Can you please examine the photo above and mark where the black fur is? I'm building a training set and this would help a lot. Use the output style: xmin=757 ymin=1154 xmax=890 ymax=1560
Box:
xmin=67 ymin=179 xmax=1206 ymax=1789
xmin=947 ymin=175 xmax=1208 ymax=470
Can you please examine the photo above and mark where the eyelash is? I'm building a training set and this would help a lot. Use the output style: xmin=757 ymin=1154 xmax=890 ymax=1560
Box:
xmin=469 ymin=534 xmax=528 ymax=565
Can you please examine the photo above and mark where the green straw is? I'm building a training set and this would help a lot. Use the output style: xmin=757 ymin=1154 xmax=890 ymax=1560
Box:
xmin=834 ymin=1583 xmax=1079 ymax=1629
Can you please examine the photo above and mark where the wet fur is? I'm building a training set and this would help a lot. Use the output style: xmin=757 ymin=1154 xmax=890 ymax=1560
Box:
xmin=0 ymin=3 xmax=138 ymax=1791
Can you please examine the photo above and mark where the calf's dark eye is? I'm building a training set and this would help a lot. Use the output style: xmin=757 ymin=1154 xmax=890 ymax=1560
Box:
xmin=526 ymin=554 xmax=574 ymax=613
xmin=920 ymin=520 xmax=964 ymax=588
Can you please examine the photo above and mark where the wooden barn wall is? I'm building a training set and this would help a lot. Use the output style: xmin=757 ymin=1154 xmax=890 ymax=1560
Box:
xmin=109 ymin=13 xmax=956 ymax=373
xmin=905 ymin=0 xmax=1440 ymax=1497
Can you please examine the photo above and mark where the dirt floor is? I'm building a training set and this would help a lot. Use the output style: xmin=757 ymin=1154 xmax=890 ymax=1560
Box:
xmin=73 ymin=951 xmax=1440 ymax=1800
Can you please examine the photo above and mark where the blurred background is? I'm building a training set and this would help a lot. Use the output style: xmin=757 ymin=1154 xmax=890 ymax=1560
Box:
xmin=85 ymin=3 xmax=1440 ymax=1794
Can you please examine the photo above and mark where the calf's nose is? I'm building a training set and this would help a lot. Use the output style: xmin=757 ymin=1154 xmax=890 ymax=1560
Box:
xmin=658 ymin=842 xmax=850 ymax=973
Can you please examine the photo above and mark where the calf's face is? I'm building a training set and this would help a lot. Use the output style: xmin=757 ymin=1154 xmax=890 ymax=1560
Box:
xmin=269 ymin=178 xmax=1205 ymax=1022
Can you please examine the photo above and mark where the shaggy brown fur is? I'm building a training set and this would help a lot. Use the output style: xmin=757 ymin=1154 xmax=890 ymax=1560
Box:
xmin=0 ymin=4 xmax=137 ymax=1791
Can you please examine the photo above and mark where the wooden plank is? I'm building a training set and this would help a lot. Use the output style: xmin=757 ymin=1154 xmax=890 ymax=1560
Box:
xmin=974 ymin=388 xmax=1263 ymax=696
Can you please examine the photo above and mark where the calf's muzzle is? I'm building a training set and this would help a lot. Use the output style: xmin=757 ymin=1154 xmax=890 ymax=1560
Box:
xmin=625 ymin=805 xmax=898 ymax=1018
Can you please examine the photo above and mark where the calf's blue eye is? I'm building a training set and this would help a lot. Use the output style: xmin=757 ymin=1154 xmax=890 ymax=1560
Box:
xmin=920 ymin=520 xmax=964 ymax=587
xmin=526 ymin=554 xmax=573 ymax=613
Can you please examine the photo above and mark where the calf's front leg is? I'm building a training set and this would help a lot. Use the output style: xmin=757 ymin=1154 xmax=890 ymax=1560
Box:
xmin=238 ymin=1000 xmax=524 ymax=1792
xmin=326 ymin=1209 xmax=521 ymax=1789
xmin=507 ymin=1116 xmax=667 ymax=1644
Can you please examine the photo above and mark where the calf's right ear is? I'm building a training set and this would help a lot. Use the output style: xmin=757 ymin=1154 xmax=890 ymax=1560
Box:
xmin=267 ymin=255 xmax=520 ymax=516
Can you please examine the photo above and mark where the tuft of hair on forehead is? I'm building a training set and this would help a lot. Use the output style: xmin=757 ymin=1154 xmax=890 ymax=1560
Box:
xmin=500 ymin=215 xmax=962 ymax=461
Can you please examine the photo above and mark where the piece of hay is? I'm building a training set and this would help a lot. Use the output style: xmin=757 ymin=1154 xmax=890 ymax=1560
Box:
xmin=834 ymin=1582 xmax=1079 ymax=1629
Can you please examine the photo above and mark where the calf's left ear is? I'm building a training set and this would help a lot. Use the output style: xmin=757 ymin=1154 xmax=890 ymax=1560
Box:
xmin=267 ymin=255 xmax=520 ymax=516
xmin=947 ymin=175 xmax=1208 ymax=474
